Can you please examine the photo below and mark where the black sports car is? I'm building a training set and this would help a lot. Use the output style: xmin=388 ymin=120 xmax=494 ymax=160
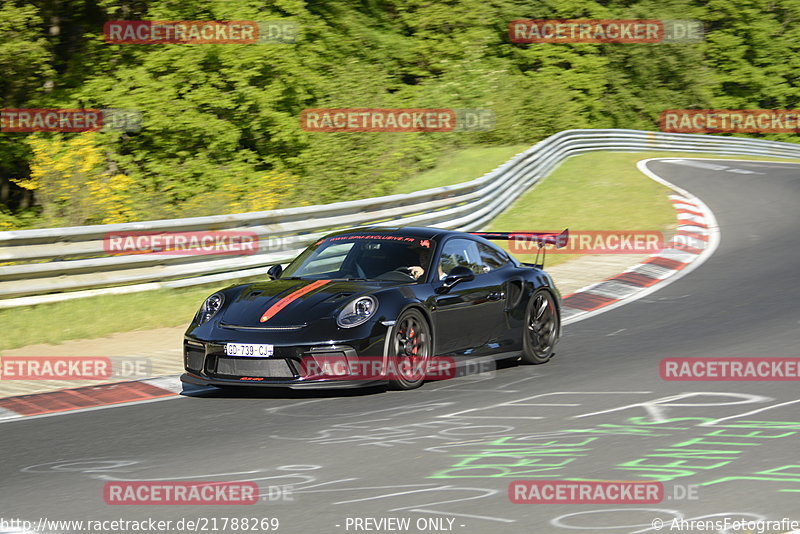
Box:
xmin=181 ymin=226 xmax=565 ymax=390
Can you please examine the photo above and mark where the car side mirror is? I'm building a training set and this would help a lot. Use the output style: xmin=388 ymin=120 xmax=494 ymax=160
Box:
xmin=435 ymin=266 xmax=475 ymax=294
xmin=267 ymin=264 xmax=283 ymax=280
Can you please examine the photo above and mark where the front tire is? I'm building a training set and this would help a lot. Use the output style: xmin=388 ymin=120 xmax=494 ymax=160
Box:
xmin=520 ymin=289 xmax=560 ymax=364
xmin=387 ymin=309 xmax=432 ymax=390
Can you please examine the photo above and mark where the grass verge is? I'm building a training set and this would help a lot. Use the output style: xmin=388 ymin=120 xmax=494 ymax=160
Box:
xmin=487 ymin=151 xmax=676 ymax=267
xmin=0 ymin=283 xmax=231 ymax=351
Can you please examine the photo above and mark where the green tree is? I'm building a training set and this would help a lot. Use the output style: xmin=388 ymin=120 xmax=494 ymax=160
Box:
xmin=0 ymin=2 xmax=55 ymax=219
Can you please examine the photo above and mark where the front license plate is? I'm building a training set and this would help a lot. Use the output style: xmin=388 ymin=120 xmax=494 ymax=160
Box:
xmin=224 ymin=343 xmax=274 ymax=357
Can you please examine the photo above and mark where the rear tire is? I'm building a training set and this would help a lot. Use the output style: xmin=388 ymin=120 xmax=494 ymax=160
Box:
xmin=387 ymin=309 xmax=432 ymax=390
xmin=520 ymin=289 xmax=559 ymax=364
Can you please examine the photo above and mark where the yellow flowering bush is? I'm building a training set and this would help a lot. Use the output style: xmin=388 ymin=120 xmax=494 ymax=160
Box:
xmin=14 ymin=133 xmax=136 ymax=226
xmin=223 ymin=171 xmax=298 ymax=214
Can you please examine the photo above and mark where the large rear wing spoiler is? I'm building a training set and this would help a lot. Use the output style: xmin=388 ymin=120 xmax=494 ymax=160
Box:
xmin=471 ymin=229 xmax=569 ymax=268
xmin=471 ymin=229 xmax=569 ymax=249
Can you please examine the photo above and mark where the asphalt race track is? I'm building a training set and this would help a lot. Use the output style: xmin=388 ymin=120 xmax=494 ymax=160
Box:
xmin=1 ymin=159 xmax=799 ymax=534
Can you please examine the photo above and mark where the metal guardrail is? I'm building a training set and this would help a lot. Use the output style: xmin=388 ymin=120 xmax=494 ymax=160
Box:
xmin=3 ymin=128 xmax=800 ymax=308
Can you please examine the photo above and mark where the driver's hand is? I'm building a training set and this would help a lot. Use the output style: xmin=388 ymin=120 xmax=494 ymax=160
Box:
xmin=408 ymin=266 xmax=424 ymax=279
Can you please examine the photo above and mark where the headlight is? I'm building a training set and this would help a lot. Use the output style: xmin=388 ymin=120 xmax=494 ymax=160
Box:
xmin=337 ymin=296 xmax=378 ymax=328
xmin=197 ymin=293 xmax=224 ymax=325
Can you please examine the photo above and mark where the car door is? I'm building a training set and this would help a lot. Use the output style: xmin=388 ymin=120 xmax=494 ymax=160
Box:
xmin=476 ymin=241 xmax=520 ymax=347
xmin=432 ymin=238 xmax=506 ymax=355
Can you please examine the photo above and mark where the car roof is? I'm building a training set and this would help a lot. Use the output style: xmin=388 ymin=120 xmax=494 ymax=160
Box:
xmin=321 ymin=226 xmax=513 ymax=260
xmin=324 ymin=226 xmax=455 ymax=240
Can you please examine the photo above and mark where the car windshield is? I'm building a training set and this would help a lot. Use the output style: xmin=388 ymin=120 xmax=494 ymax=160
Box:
xmin=281 ymin=234 xmax=435 ymax=282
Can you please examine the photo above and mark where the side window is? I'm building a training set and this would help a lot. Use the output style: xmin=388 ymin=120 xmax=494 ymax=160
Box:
xmin=477 ymin=243 xmax=510 ymax=271
xmin=438 ymin=239 xmax=487 ymax=277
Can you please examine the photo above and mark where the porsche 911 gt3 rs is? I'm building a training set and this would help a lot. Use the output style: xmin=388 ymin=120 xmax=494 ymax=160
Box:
xmin=181 ymin=226 xmax=566 ymax=390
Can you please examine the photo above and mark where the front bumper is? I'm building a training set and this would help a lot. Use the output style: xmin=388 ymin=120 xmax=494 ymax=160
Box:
xmin=180 ymin=370 xmax=385 ymax=389
xmin=182 ymin=323 xmax=392 ymax=388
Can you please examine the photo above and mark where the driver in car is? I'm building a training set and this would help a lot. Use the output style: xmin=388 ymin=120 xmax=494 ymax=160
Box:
xmin=404 ymin=264 xmax=447 ymax=280
xmin=400 ymin=247 xmax=440 ymax=280
xmin=406 ymin=265 xmax=425 ymax=279
xmin=404 ymin=252 xmax=448 ymax=281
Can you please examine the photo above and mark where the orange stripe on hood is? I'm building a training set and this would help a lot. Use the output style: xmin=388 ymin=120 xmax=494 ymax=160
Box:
xmin=259 ymin=279 xmax=331 ymax=323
